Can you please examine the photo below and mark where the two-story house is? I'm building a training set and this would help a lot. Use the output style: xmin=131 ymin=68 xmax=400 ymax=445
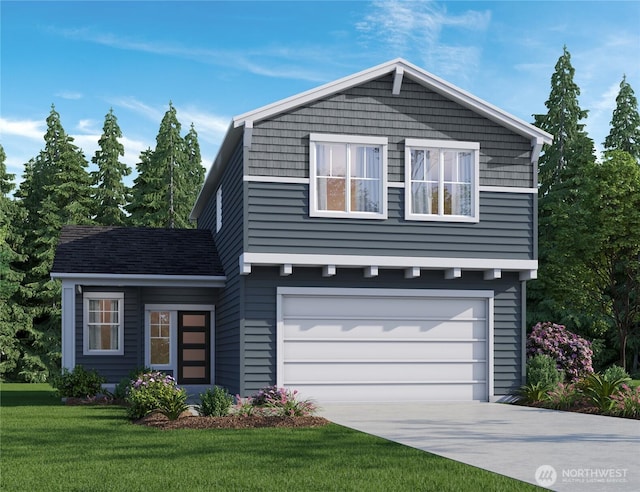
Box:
xmin=51 ymin=59 xmax=552 ymax=403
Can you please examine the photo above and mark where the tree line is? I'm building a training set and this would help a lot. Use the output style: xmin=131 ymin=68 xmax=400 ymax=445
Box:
xmin=529 ymin=46 xmax=640 ymax=374
xmin=1 ymin=47 xmax=640 ymax=382
xmin=1 ymin=103 xmax=205 ymax=381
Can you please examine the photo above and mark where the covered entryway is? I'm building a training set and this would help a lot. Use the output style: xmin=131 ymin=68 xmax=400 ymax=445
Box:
xmin=277 ymin=288 xmax=493 ymax=403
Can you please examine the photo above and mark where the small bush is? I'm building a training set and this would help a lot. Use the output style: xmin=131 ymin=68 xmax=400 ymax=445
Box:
xmin=517 ymin=382 xmax=551 ymax=405
xmin=580 ymin=373 xmax=629 ymax=412
xmin=603 ymin=365 xmax=630 ymax=383
xmin=232 ymin=385 xmax=318 ymax=417
xmin=197 ymin=386 xmax=233 ymax=416
xmin=125 ymin=371 xmax=183 ymax=419
xmin=527 ymin=322 xmax=594 ymax=381
xmin=526 ymin=354 xmax=564 ymax=387
xmin=610 ymin=384 xmax=640 ymax=418
xmin=114 ymin=367 xmax=153 ymax=400
xmin=156 ymin=386 xmax=189 ymax=420
xmin=545 ymin=382 xmax=581 ymax=410
xmin=51 ymin=366 xmax=106 ymax=398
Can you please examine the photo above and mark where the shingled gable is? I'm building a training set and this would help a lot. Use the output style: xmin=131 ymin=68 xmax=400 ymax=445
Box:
xmin=190 ymin=57 xmax=553 ymax=220
xmin=51 ymin=225 xmax=225 ymax=287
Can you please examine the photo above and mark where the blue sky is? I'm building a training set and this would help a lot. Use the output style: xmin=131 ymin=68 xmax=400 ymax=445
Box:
xmin=2 ymin=1 xmax=639 ymax=187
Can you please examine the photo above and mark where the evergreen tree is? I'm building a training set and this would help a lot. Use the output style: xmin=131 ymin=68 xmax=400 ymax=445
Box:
xmin=533 ymin=46 xmax=595 ymax=195
xmin=0 ymin=146 xmax=32 ymax=380
xmin=128 ymin=103 xmax=204 ymax=228
xmin=528 ymin=47 xmax=599 ymax=341
xmin=14 ymin=105 xmax=94 ymax=381
xmin=184 ymin=123 xmax=205 ymax=214
xmin=604 ymin=75 xmax=640 ymax=161
xmin=92 ymin=108 xmax=131 ymax=225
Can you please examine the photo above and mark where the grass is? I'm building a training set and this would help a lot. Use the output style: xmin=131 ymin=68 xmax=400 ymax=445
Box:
xmin=0 ymin=384 xmax=540 ymax=492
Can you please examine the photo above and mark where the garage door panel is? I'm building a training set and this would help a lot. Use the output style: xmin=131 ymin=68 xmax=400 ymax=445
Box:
xmin=293 ymin=383 xmax=488 ymax=403
xmin=284 ymin=361 xmax=486 ymax=383
xmin=283 ymin=296 xmax=486 ymax=320
xmin=285 ymin=340 xmax=487 ymax=360
xmin=284 ymin=319 xmax=486 ymax=339
xmin=280 ymin=291 xmax=490 ymax=403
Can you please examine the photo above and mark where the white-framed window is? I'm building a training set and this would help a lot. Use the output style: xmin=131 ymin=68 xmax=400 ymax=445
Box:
xmin=148 ymin=311 xmax=171 ymax=366
xmin=216 ymin=186 xmax=222 ymax=232
xmin=405 ymin=139 xmax=479 ymax=222
xmin=310 ymin=133 xmax=388 ymax=219
xmin=83 ymin=292 xmax=124 ymax=355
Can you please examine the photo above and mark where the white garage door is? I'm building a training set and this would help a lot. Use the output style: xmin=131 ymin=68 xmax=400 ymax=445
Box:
xmin=277 ymin=288 xmax=493 ymax=403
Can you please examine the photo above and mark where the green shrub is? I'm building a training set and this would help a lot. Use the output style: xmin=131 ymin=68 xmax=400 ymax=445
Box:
xmin=156 ymin=386 xmax=189 ymax=420
xmin=196 ymin=386 xmax=233 ymax=416
xmin=125 ymin=371 xmax=183 ymax=419
xmin=526 ymin=354 xmax=563 ymax=387
xmin=50 ymin=366 xmax=106 ymax=398
xmin=113 ymin=367 xmax=153 ymax=400
xmin=239 ymin=385 xmax=318 ymax=417
xmin=603 ymin=365 xmax=630 ymax=383
xmin=517 ymin=382 xmax=551 ymax=404
xmin=580 ymin=373 xmax=630 ymax=412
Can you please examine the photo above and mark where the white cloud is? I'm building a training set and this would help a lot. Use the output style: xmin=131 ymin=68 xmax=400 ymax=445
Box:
xmin=109 ymin=96 xmax=165 ymax=122
xmin=0 ymin=117 xmax=45 ymax=140
xmin=53 ymin=26 xmax=328 ymax=82
xmin=55 ymin=90 xmax=83 ymax=100
xmin=178 ymin=107 xmax=230 ymax=144
xmin=77 ymin=119 xmax=99 ymax=133
xmin=355 ymin=0 xmax=491 ymax=78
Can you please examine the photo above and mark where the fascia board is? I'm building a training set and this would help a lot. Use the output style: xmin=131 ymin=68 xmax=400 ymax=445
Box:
xmin=50 ymin=273 xmax=226 ymax=288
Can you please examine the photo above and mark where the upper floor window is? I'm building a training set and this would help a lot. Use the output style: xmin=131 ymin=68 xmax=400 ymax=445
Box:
xmin=216 ymin=186 xmax=223 ymax=233
xmin=405 ymin=139 xmax=479 ymax=222
xmin=310 ymin=133 xmax=388 ymax=219
xmin=83 ymin=292 xmax=124 ymax=355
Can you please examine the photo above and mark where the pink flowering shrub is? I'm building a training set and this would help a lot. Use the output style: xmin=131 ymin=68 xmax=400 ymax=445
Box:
xmin=233 ymin=385 xmax=317 ymax=417
xmin=125 ymin=371 xmax=185 ymax=419
xmin=527 ymin=322 xmax=594 ymax=381
xmin=609 ymin=384 xmax=640 ymax=419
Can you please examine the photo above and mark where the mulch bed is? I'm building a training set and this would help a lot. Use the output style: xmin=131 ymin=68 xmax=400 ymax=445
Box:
xmin=135 ymin=412 xmax=331 ymax=430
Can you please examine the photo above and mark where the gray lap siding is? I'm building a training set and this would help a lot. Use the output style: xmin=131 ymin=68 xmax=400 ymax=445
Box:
xmin=75 ymin=286 xmax=217 ymax=383
xmin=247 ymin=184 xmax=534 ymax=260
xmin=241 ymin=268 xmax=524 ymax=397
xmin=248 ymin=75 xmax=533 ymax=188
xmin=198 ymin=140 xmax=244 ymax=395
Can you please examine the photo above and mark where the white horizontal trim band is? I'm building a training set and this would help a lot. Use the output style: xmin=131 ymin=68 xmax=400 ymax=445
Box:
xmin=283 ymin=315 xmax=486 ymax=322
xmin=283 ymin=338 xmax=487 ymax=343
xmin=285 ymin=380 xmax=487 ymax=385
xmin=242 ymin=252 xmax=536 ymax=272
xmin=284 ymin=359 xmax=487 ymax=364
xmin=52 ymin=273 xmax=226 ymax=288
xmin=243 ymin=175 xmax=310 ymax=184
xmin=479 ymin=186 xmax=538 ymax=194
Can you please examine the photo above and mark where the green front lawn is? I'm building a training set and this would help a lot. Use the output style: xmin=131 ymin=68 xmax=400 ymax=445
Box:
xmin=0 ymin=384 xmax=539 ymax=491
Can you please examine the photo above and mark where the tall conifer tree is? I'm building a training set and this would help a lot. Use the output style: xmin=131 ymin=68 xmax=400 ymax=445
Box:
xmin=92 ymin=109 xmax=131 ymax=225
xmin=528 ymin=47 xmax=599 ymax=335
xmin=604 ymin=76 xmax=640 ymax=161
xmin=0 ymin=145 xmax=32 ymax=379
xmin=14 ymin=105 xmax=93 ymax=381
xmin=128 ymin=103 xmax=203 ymax=228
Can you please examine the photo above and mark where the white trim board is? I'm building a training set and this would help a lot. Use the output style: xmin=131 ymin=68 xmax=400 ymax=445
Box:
xmin=51 ymin=273 xmax=226 ymax=288
xmin=241 ymin=252 xmax=537 ymax=280
xmin=242 ymin=176 xmax=537 ymax=194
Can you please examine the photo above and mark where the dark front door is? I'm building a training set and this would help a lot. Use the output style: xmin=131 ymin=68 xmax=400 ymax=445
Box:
xmin=177 ymin=311 xmax=210 ymax=384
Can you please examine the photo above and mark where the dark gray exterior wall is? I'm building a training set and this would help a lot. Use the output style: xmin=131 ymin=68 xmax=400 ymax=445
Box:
xmin=197 ymin=140 xmax=245 ymax=394
xmin=241 ymin=267 xmax=523 ymax=397
xmin=75 ymin=286 xmax=217 ymax=383
xmin=247 ymin=185 xmax=534 ymax=260
xmin=247 ymin=75 xmax=533 ymax=188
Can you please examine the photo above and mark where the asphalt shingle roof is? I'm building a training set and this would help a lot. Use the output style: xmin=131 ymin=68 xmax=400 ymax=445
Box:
xmin=52 ymin=225 xmax=224 ymax=277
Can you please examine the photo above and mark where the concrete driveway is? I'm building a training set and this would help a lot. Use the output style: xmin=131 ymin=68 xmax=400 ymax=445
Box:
xmin=319 ymin=402 xmax=640 ymax=491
